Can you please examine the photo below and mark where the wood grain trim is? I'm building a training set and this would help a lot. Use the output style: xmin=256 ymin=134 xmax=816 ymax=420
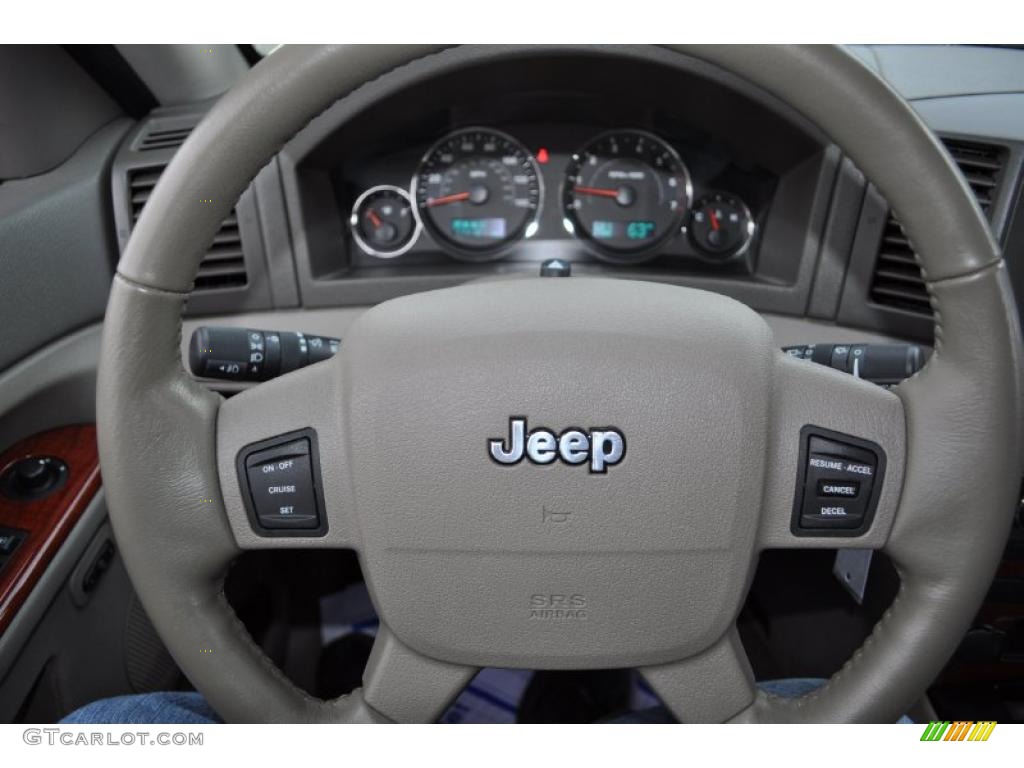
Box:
xmin=0 ymin=424 xmax=100 ymax=637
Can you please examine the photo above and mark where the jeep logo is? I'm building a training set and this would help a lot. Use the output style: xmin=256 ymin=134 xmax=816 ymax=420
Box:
xmin=488 ymin=417 xmax=626 ymax=474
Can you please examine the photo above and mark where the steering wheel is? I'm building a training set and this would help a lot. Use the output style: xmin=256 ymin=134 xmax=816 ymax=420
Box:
xmin=97 ymin=45 xmax=1023 ymax=723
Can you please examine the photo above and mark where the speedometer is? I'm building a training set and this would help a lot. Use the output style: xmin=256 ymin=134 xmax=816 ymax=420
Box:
xmin=413 ymin=128 xmax=542 ymax=261
xmin=563 ymin=130 xmax=691 ymax=263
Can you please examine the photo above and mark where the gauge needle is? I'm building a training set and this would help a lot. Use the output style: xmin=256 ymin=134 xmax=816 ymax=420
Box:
xmin=427 ymin=191 xmax=471 ymax=207
xmin=709 ymin=210 xmax=721 ymax=231
xmin=366 ymin=210 xmax=383 ymax=228
xmin=575 ymin=186 xmax=620 ymax=199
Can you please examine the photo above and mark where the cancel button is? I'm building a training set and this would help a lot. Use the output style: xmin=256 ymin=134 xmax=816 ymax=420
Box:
xmin=817 ymin=480 xmax=860 ymax=498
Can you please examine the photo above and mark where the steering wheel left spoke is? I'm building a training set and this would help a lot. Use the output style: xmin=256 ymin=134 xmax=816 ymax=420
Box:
xmin=216 ymin=356 xmax=359 ymax=550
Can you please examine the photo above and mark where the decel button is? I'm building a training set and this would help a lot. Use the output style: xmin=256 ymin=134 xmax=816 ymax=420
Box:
xmin=800 ymin=500 xmax=865 ymax=529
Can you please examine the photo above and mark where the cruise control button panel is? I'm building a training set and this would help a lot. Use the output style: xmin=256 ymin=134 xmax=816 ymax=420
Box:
xmin=236 ymin=428 xmax=328 ymax=537
xmin=791 ymin=426 xmax=886 ymax=536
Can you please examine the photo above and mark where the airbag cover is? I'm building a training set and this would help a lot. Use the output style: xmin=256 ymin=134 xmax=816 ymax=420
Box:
xmin=339 ymin=278 xmax=773 ymax=668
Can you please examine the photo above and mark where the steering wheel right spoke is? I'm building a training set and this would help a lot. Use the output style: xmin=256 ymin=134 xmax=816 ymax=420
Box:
xmin=757 ymin=352 xmax=907 ymax=552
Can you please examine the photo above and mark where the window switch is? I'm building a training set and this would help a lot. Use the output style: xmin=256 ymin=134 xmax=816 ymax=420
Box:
xmin=0 ymin=529 xmax=24 ymax=556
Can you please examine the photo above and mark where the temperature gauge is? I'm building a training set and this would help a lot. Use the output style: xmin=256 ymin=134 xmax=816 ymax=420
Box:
xmin=350 ymin=185 xmax=419 ymax=258
xmin=689 ymin=193 xmax=755 ymax=259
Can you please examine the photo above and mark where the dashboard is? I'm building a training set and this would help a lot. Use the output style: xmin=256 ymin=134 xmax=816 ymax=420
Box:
xmin=108 ymin=45 xmax=1024 ymax=347
xmin=314 ymin=47 xmax=821 ymax=283
xmin=345 ymin=124 xmax=766 ymax=267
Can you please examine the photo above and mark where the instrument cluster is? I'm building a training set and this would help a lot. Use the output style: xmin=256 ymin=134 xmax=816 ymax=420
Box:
xmin=347 ymin=126 xmax=759 ymax=267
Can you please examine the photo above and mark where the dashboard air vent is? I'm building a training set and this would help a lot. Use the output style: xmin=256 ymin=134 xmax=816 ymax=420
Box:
xmin=942 ymin=138 xmax=1005 ymax=216
xmin=869 ymin=216 xmax=932 ymax=315
xmin=137 ymin=126 xmax=193 ymax=152
xmin=127 ymin=167 xmax=248 ymax=291
xmin=869 ymin=138 xmax=1006 ymax=316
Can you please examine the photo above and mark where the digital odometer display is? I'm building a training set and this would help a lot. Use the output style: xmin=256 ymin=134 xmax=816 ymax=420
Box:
xmin=451 ymin=218 xmax=508 ymax=239
xmin=563 ymin=130 xmax=691 ymax=263
xmin=414 ymin=128 xmax=542 ymax=260
xmin=591 ymin=220 xmax=657 ymax=241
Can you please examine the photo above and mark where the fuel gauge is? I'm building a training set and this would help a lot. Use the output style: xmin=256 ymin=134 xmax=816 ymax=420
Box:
xmin=350 ymin=185 xmax=419 ymax=258
xmin=689 ymin=193 xmax=755 ymax=259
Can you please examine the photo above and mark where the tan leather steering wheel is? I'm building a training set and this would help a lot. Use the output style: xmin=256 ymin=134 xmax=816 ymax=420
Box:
xmin=97 ymin=45 xmax=1023 ymax=723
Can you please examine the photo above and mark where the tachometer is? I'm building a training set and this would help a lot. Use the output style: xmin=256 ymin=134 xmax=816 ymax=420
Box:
xmin=563 ymin=130 xmax=691 ymax=263
xmin=413 ymin=128 xmax=542 ymax=260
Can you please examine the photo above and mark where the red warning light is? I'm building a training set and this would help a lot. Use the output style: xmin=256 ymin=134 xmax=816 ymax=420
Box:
xmin=536 ymin=147 xmax=550 ymax=164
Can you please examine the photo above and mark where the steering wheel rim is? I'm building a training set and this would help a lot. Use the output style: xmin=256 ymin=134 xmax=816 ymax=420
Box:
xmin=97 ymin=44 xmax=1023 ymax=723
